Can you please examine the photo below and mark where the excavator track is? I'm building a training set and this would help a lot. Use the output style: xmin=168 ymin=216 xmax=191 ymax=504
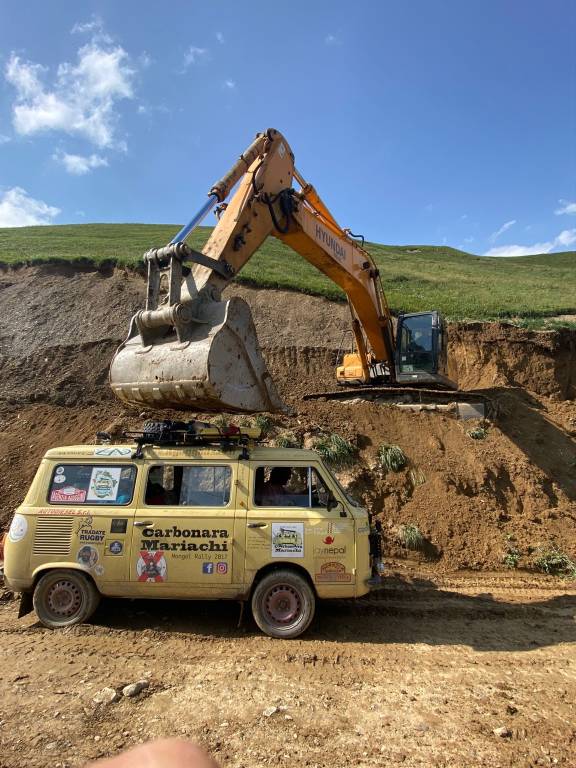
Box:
xmin=302 ymin=387 xmax=493 ymax=418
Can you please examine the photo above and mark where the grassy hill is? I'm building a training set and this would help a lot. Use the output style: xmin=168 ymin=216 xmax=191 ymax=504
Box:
xmin=0 ymin=223 xmax=574 ymax=326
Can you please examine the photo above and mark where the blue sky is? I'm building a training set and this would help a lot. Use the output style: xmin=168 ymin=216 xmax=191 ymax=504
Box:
xmin=0 ymin=0 xmax=575 ymax=256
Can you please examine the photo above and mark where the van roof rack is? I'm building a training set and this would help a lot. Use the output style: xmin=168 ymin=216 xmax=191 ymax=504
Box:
xmin=97 ymin=419 xmax=262 ymax=457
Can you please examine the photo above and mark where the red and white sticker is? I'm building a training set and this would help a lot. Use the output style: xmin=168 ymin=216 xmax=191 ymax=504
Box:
xmin=136 ymin=551 xmax=167 ymax=583
xmin=50 ymin=487 xmax=87 ymax=503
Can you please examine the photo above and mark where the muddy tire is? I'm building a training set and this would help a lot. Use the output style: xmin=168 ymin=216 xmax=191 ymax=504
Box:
xmin=33 ymin=570 xmax=100 ymax=629
xmin=251 ymin=569 xmax=315 ymax=639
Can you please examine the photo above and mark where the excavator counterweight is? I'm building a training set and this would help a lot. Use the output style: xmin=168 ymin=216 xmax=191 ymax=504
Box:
xmin=109 ymin=128 xmax=453 ymax=414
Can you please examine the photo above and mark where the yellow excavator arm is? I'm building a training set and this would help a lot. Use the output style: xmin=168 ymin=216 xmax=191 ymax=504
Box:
xmin=110 ymin=128 xmax=449 ymax=413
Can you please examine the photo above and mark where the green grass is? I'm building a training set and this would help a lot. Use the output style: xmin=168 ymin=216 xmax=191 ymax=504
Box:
xmin=378 ymin=443 xmax=408 ymax=473
xmin=0 ymin=223 xmax=575 ymax=323
xmin=313 ymin=433 xmax=357 ymax=469
xmin=397 ymin=524 xmax=425 ymax=551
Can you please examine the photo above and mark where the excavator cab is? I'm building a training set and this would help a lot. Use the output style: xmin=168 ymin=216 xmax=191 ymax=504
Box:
xmin=395 ymin=311 xmax=452 ymax=387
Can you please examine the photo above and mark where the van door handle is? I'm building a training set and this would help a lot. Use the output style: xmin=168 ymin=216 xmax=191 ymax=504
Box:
xmin=134 ymin=520 xmax=154 ymax=527
xmin=247 ymin=522 xmax=267 ymax=529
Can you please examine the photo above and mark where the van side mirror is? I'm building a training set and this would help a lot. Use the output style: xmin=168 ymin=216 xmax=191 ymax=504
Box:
xmin=326 ymin=493 xmax=338 ymax=511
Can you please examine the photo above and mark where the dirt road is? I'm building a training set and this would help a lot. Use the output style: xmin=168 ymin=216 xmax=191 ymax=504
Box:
xmin=1 ymin=569 xmax=574 ymax=768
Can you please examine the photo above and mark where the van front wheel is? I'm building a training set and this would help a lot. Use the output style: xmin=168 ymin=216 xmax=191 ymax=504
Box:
xmin=251 ymin=569 xmax=315 ymax=639
xmin=33 ymin=570 xmax=100 ymax=629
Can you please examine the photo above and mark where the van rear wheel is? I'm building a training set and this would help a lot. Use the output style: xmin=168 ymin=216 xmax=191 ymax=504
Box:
xmin=33 ymin=570 xmax=100 ymax=629
xmin=251 ymin=569 xmax=315 ymax=639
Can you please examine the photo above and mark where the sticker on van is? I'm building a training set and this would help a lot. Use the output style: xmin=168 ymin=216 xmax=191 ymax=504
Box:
xmin=271 ymin=523 xmax=304 ymax=558
xmin=137 ymin=551 xmax=167 ymax=582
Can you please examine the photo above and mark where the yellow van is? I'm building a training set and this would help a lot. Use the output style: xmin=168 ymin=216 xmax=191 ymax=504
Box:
xmin=3 ymin=421 xmax=383 ymax=639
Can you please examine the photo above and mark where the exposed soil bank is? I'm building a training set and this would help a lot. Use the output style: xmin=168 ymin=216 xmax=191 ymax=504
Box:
xmin=0 ymin=264 xmax=575 ymax=572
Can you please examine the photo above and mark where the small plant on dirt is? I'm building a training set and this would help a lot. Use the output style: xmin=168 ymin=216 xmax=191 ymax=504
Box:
xmin=503 ymin=535 xmax=521 ymax=568
xmin=467 ymin=426 xmax=488 ymax=440
xmin=378 ymin=443 xmax=408 ymax=473
xmin=313 ymin=433 xmax=356 ymax=469
xmin=275 ymin=432 xmax=301 ymax=448
xmin=409 ymin=467 xmax=426 ymax=487
xmin=534 ymin=546 xmax=576 ymax=578
xmin=397 ymin=524 xmax=425 ymax=551
xmin=253 ymin=414 xmax=273 ymax=436
xmin=212 ymin=414 xmax=230 ymax=430
xmin=503 ymin=551 xmax=520 ymax=568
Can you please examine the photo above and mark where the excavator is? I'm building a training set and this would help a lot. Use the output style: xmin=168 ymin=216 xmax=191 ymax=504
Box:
xmin=110 ymin=128 xmax=454 ymax=413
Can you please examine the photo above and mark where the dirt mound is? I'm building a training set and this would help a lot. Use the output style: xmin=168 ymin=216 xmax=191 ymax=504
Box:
xmin=449 ymin=322 xmax=576 ymax=399
xmin=0 ymin=263 xmax=574 ymax=571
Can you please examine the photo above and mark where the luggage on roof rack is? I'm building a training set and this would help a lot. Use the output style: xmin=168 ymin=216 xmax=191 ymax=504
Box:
xmin=108 ymin=419 xmax=262 ymax=451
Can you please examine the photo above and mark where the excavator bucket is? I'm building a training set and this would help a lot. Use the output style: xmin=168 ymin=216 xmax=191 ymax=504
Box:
xmin=110 ymin=296 xmax=285 ymax=413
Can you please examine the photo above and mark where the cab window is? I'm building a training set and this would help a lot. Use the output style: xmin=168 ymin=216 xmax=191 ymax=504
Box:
xmin=254 ymin=466 xmax=331 ymax=508
xmin=145 ymin=465 xmax=232 ymax=507
xmin=398 ymin=314 xmax=436 ymax=373
xmin=48 ymin=464 xmax=137 ymax=505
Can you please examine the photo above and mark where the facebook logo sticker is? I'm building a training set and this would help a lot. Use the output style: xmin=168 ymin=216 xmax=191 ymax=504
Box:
xmin=202 ymin=562 xmax=214 ymax=575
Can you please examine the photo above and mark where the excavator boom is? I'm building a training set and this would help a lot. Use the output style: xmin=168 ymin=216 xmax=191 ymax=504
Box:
xmin=110 ymin=129 xmax=451 ymax=413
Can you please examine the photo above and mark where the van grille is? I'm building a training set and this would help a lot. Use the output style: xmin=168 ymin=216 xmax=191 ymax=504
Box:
xmin=32 ymin=517 xmax=74 ymax=556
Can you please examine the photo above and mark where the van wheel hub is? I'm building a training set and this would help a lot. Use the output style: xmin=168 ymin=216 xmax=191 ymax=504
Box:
xmin=265 ymin=584 xmax=301 ymax=624
xmin=47 ymin=579 xmax=82 ymax=617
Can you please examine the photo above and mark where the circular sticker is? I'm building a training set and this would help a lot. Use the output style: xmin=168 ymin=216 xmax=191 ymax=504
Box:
xmin=77 ymin=545 xmax=99 ymax=569
xmin=8 ymin=514 xmax=28 ymax=543
xmin=94 ymin=565 xmax=105 ymax=576
xmin=55 ymin=466 xmax=65 ymax=475
xmin=53 ymin=475 xmax=66 ymax=484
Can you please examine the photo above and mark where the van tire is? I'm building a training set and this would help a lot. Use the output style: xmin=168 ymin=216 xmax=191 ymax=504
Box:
xmin=33 ymin=570 xmax=100 ymax=629
xmin=251 ymin=569 xmax=315 ymax=639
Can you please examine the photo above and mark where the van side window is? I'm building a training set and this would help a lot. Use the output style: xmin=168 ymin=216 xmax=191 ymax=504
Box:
xmin=146 ymin=465 xmax=232 ymax=507
xmin=48 ymin=465 xmax=137 ymax=505
xmin=254 ymin=466 xmax=331 ymax=508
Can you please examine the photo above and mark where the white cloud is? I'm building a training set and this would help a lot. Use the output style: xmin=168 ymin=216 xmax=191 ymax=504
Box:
xmin=0 ymin=134 xmax=10 ymax=145
xmin=555 ymin=229 xmax=576 ymax=247
xmin=53 ymin=150 xmax=108 ymax=175
xmin=216 ymin=32 xmax=225 ymax=44
xmin=488 ymin=219 xmax=516 ymax=243
xmin=71 ymin=17 xmax=112 ymax=45
xmin=5 ymin=39 xmax=135 ymax=149
xmin=71 ymin=17 xmax=102 ymax=35
xmin=224 ymin=79 xmax=236 ymax=89
xmin=0 ymin=187 xmax=60 ymax=227
xmin=183 ymin=46 xmax=208 ymax=67
xmin=484 ymin=229 xmax=576 ymax=257
xmin=555 ymin=199 xmax=576 ymax=216
xmin=325 ymin=34 xmax=340 ymax=45
xmin=138 ymin=52 xmax=152 ymax=68
xmin=463 ymin=236 xmax=474 ymax=243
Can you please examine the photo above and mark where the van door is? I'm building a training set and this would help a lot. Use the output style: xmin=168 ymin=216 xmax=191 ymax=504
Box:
xmin=130 ymin=462 xmax=236 ymax=592
xmin=245 ymin=463 xmax=356 ymax=590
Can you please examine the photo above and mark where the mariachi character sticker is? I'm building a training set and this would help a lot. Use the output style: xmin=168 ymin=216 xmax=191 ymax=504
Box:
xmin=77 ymin=545 xmax=99 ymax=569
xmin=136 ymin=551 xmax=167 ymax=583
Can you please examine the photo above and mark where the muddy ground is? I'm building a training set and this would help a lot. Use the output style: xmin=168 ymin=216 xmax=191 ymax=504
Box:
xmin=0 ymin=263 xmax=575 ymax=767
